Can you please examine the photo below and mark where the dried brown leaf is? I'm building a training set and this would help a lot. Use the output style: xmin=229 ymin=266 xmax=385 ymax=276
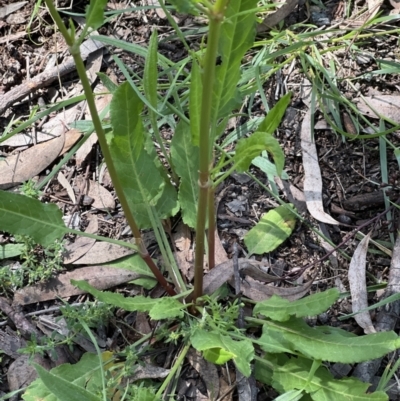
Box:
xmin=203 ymin=259 xmax=313 ymax=302
xmin=74 ymin=177 xmax=115 ymax=210
xmin=357 ymin=95 xmax=400 ymax=123
xmin=72 ymin=241 xmax=134 ymax=265
xmin=63 ymin=215 xmax=98 ymax=264
xmin=348 ymin=233 xmax=375 ymax=334
xmin=13 ymin=266 xmax=145 ymax=305
xmin=301 ymin=109 xmax=340 ymax=225
xmin=0 ymin=132 xmax=65 ymax=189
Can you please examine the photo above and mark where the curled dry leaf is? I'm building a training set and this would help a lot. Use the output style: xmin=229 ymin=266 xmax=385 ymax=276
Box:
xmin=74 ymin=176 xmax=115 ymax=210
xmin=186 ymin=348 xmax=220 ymax=400
xmin=301 ymin=109 xmax=339 ymax=225
xmin=63 ymin=214 xmax=98 ymax=264
xmin=0 ymin=132 xmax=65 ymax=189
xmin=72 ymin=241 xmax=135 ymax=265
xmin=348 ymin=232 xmax=376 ymax=334
xmin=357 ymin=95 xmax=400 ymax=124
xmin=60 ymin=129 xmax=82 ymax=155
xmin=203 ymin=259 xmax=313 ymax=302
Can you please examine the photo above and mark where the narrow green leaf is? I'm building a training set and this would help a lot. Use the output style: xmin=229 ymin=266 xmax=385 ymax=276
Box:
xmin=0 ymin=190 xmax=65 ymax=247
xmin=110 ymin=82 xmax=176 ymax=228
xmin=167 ymin=0 xmax=199 ymax=15
xmin=189 ymin=59 xmax=202 ymax=146
xmin=244 ymin=205 xmax=296 ymax=255
xmin=213 ymin=0 xmax=258 ymax=120
xmin=149 ymin=297 xmax=185 ymax=320
xmin=33 ymin=363 xmax=101 ymax=401
xmin=97 ymin=72 xmax=118 ymax=94
xmin=258 ymin=93 xmax=292 ymax=134
xmin=234 ymin=132 xmax=285 ymax=176
xmin=143 ymin=29 xmax=159 ymax=108
xmin=85 ymin=0 xmax=107 ymax=30
xmin=101 ymin=254 xmax=157 ymax=290
xmin=254 ymin=288 xmax=340 ymax=322
xmin=252 ymin=154 xmax=289 ymax=180
xmin=72 ymin=280 xmax=158 ymax=312
xmin=171 ymin=121 xmax=199 ymax=227
xmin=261 ymin=317 xmax=400 ymax=363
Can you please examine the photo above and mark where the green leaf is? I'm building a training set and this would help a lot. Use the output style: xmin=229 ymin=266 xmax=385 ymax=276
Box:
xmin=85 ymin=0 xmax=107 ymax=30
xmin=149 ymin=297 xmax=185 ymax=320
xmin=171 ymin=121 xmax=199 ymax=227
xmin=234 ymin=132 xmax=285 ymax=176
xmin=101 ymin=254 xmax=157 ymax=290
xmin=72 ymin=280 xmax=158 ymax=312
xmin=0 ymin=243 xmax=24 ymax=259
xmin=97 ymin=72 xmax=118 ymax=94
xmin=258 ymin=93 xmax=292 ymax=134
xmin=24 ymin=353 xmax=108 ymax=401
xmin=110 ymin=82 xmax=176 ymax=228
xmin=252 ymin=154 xmax=289 ymax=180
xmin=203 ymin=348 xmax=235 ymax=365
xmin=213 ymin=0 xmax=258 ymax=119
xmin=191 ymin=329 xmax=254 ymax=376
xmin=273 ymin=357 xmax=388 ymax=401
xmin=254 ymin=289 xmax=340 ymax=322
xmin=167 ymin=0 xmax=199 ymax=15
xmin=143 ymin=30 xmax=158 ymax=108
xmin=0 ymin=190 xmax=65 ymax=247
xmin=244 ymin=205 xmax=296 ymax=255
xmin=32 ymin=363 xmax=101 ymax=401
xmin=189 ymin=59 xmax=202 ymax=146
xmin=260 ymin=317 xmax=400 ymax=363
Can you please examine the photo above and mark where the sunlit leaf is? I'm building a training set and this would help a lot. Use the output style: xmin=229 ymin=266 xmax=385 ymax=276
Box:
xmin=244 ymin=205 xmax=296 ymax=255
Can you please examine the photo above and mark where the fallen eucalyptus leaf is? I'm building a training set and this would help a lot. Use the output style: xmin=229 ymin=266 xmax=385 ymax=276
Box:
xmin=301 ymin=109 xmax=339 ymax=225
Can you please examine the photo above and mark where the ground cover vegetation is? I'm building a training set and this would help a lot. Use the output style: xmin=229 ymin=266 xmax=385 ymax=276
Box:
xmin=0 ymin=0 xmax=400 ymax=399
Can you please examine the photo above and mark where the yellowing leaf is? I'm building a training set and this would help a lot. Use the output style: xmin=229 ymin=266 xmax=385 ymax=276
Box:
xmin=244 ymin=205 xmax=296 ymax=255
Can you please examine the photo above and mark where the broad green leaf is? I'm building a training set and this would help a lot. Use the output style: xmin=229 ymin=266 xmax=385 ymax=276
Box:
xmin=191 ymin=329 xmax=254 ymax=376
xmin=254 ymin=289 xmax=340 ymax=322
xmin=149 ymin=297 xmax=185 ymax=320
xmin=244 ymin=205 xmax=296 ymax=255
xmin=72 ymin=280 xmax=158 ymax=312
xmin=143 ymin=30 xmax=158 ymax=108
xmin=171 ymin=121 xmax=199 ymax=227
xmin=273 ymin=357 xmax=388 ymax=401
xmin=0 ymin=244 xmax=24 ymax=259
xmin=0 ymin=190 xmax=65 ymax=247
xmin=234 ymin=132 xmax=285 ymax=176
xmin=203 ymin=348 xmax=235 ymax=365
xmin=24 ymin=353 xmax=109 ymax=401
xmin=110 ymin=82 xmax=175 ymax=228
xmin=32 ymin=363 xmax=101 ymax=401
xmin=213 ymin=0 xmax=258 ymax=120
xmin=261 ymin=317 xmax=400 ymax=363
xmin=85 ymin=0 xmax=107 ymax=30
xmin=189 ymin=59 xmax=202 ymax=146
xmin=258 ymin=93 xmax=292 ymax=134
